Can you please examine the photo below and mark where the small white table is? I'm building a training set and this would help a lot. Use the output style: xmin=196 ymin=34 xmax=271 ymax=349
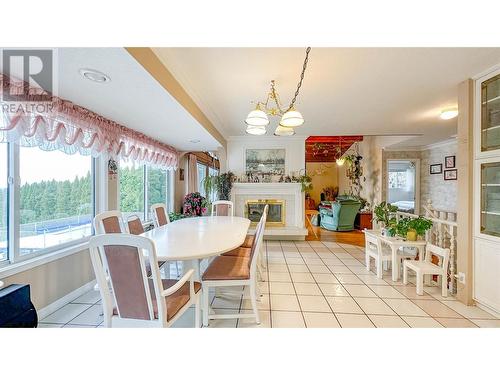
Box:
xmin=364 ymin=229 xmax=427 ymax=282
xmin=141 ymin=216 xmax=251 ymax=279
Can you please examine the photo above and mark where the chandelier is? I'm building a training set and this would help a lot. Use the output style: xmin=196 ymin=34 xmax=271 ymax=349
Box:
xmin=245 ymin=47 xmax=311 ymax=136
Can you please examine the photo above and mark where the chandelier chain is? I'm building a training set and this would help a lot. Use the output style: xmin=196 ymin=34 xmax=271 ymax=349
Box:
xmin=287 ymin=47 xmax=311 ymax=112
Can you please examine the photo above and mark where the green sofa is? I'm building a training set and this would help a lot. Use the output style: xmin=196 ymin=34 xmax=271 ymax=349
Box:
xmin=319 ymin=197 xmax=362 ymax=231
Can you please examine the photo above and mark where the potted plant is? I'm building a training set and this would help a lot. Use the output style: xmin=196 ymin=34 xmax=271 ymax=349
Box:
xmin=183 ymin=192 xmax=208 ymax=217
xmin=372 ymin=201 xmax=398 ymax=236
xmin=215 ymin=171 xmax=235 ymax=200
xmin=298 ymin=174 xmax=313 ymax=194
xmin=396 ymin=216 xmax=433 ymax=241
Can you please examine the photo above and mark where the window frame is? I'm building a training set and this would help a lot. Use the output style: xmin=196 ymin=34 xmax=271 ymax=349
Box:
xmin=1 ymin=142 xmax=98 ymax=268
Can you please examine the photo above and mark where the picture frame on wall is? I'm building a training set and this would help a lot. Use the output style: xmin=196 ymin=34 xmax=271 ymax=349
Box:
xmin=179 ymin=168 xmax=185 ymax=181
xmin=430 ymin=163 xmax=443 ymax=174
xmin=444 ymin=169 xmax=457 ymax=180
xmin=445 ymin=155 xmax=456 ymax=169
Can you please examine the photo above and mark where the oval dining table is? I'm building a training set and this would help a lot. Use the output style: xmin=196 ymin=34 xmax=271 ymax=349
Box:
xmin=140 ymin=216 xmax=251 ymax=280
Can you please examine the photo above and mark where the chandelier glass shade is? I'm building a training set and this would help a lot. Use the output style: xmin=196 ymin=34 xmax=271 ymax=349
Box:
xmin=336 ymin=157 xmax=345 ymax=166
xmin=279 ymin=109 xmax=304 ymax=127
xmin=274 ymin=125 xmax=295 ymax=136
xmin=245 ymin=125 xmax=267 ymax=135
xmin=245 ymin=107 xmax=270 ymax=126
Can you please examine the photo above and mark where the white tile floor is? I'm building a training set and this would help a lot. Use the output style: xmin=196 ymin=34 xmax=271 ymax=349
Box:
xmin=39 ymin=240 xmax=500 ymax=328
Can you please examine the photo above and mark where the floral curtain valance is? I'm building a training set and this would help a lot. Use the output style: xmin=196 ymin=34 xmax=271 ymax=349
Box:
xmin=0 ymin=74 xmax=179 ymax=170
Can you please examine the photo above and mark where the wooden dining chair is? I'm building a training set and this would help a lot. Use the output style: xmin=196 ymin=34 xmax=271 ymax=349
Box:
xmin=89 ymin=233 xmax=201 ymax=328
xmin=211 ymin=200 xmax=234 ymax=217
xmin=201 ymin=206 xmax=267 ymax=326
xmin=151 ymin=203 xmax=170 ymax=227
xmin=93 ymin=210 xmax=127 ymax=235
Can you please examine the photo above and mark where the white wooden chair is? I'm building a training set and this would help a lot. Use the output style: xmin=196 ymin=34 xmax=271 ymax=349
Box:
xmin=201 ymin=206 xmax=267 ymax=326
xmin=150 ymin=203 xmax=170 ymax=227
xmin=126 ymin=214 xmax=145 ymax=235
xmin=403 ymin=243 xmax=450 ymax=297
xmin=93 ymin=210 xmax=127 ymax=235
xmin=211 ymin=200 xmax=234 ymax=216
xmin=365 ymin=232 xmax=392 ymax=278
xmin=89 ymin=233 xmax=201 ymax=328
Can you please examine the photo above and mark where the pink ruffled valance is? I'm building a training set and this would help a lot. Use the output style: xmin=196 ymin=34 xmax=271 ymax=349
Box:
xmin=0 ymin=74 xmax=178 ymax=170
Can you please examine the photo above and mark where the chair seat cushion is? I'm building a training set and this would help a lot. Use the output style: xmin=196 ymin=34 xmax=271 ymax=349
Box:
xmin=202 ymin=256 xmax=251 ymax=281
xmin=241 ymin=234 xmax=254 ymax=248
xmin=221 ymin=246 xmax=252 ymax=257
xmin=404 ymin=260 xmax=444 ymax=274
xmin=112 ymin=279 xmax=201 ymax=321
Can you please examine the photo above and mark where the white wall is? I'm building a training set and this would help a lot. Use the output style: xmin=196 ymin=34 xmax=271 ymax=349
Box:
xmin=226 ymin=136 xmax=306 ymax=176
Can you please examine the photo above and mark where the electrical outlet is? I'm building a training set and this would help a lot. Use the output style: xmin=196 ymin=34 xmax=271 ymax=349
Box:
xmin=458 ymin=272 xmax=466 ymax=284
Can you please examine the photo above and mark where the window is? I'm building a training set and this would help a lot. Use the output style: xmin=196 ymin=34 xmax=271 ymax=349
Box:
xmin=0 ymin=143 xmax=7 ymax=262
xmin=388 ymin=171 xmax=407 ymax=189
xmin=197 ymin=162 xmax=207 ymax=197
xmin=19 ymin=147 xmax=93 ymax=256
xmin=119 ymin=160 xmax=145 ymax=220
xmin=209 ymin=167 xmax=219 ymax=201
xmin=120 ymin=162 xmax=172 ymax=221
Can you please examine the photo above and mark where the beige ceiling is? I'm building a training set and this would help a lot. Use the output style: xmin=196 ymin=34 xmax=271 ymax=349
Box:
xmin=153 ymin=47 xmax=500 ymax=147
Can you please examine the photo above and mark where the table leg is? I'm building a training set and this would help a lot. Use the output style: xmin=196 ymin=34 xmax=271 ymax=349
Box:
xmin=391 ymin=245 xmax=398 ymax=281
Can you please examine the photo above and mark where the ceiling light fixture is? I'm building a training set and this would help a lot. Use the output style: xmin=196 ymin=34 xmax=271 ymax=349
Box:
xmin=336 ymin=157 xmax=345 ymax=166
xmin=189 ymin=139 xmax=200 ymax=143
xmin=440 ymin=108 xmax=458 ymax=120
xmin=79 ymin=68 xmax=111 ymax=84
xmin=245 ymin=47 xmax=311 ymax=136
xmin=245 ymin=125 xmax=267 ymax=135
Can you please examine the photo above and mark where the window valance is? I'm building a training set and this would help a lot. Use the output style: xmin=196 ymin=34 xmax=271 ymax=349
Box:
xmin=0 ymin=74 xmax=179 ymax=170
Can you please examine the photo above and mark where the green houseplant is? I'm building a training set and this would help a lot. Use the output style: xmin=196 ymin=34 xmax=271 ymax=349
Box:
xmin=372 ymin=201 xmax=398 ymax=236
xmin=298 ymin=174 xmax=313 ymax=194
xmin=202 ymin=171 xmax=235 ymax=203
xmin=396 ymin=216 xmax=433 ymax=241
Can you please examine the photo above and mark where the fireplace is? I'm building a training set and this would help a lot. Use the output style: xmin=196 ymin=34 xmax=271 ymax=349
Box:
xmin=245 ymin=199 xmax=285 ymax=227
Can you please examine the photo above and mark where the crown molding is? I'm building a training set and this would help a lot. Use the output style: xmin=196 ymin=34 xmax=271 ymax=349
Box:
xmin=227 ymin=135 xmax=308 ymax=142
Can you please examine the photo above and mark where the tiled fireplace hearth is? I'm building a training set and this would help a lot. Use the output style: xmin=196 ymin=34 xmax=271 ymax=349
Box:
xmin=231 ymin=183 xmax=308 ymax=240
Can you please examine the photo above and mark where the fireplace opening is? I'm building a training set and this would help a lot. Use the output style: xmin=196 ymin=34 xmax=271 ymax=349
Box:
xmin=245 ymin=199 xmax=285 ymax=227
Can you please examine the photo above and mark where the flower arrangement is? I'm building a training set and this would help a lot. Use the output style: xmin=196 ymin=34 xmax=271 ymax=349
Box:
xmin=183 ymin=192 xmax=208 ymax=217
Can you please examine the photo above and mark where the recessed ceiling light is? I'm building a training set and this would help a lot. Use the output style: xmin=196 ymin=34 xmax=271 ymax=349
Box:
xmin=79 ymin=68 xmax=111 ymax=84
xmin=440 ymin=108 xmax=458 ymax=120
xmin=189 ymin=139 xmax=200 ymax=143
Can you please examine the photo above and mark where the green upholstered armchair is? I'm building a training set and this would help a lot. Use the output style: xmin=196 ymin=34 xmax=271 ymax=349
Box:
xmin=319 ymin=198 xmax=361 ymax=231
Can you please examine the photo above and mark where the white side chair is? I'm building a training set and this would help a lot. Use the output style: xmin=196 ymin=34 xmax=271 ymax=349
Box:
xmin=211 ymin=200 xmax=234 ymax=216
xmin=365 ymin=232 xmax=392 ymax=278
xmin=403 ymin=243 xmax=450 ymax=297
xmin=201 ymin=207 xmax=267 ymax=326
xmin=93 ymin=210 xmax=127 ymax=235
xmin=150 ymin=203 xmax=170 ymax=227
xmin=89 ymin=233 xmax=201 ymax=328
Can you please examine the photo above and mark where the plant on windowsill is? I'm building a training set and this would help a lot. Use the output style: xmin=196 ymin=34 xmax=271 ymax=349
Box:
xmin=396 ymin=216 xmax=433 ymax=241
xmin=372 ymin=201 xmax=398 ymax=236
xmin=168 ymin=212 xmax=186 ymax=222
xmin=203 ymin=171 xmax=235 ymax=203
xmin=183 ymin=192 xmax=208 ymax=217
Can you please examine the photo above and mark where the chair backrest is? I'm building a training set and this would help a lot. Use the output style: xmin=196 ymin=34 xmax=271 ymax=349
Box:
xmin=127 ymin=214 xmax=144 ymax=235
xmin=425 ymin=243 xmax=450 ymax=271
xmin=151 ymin=203 xmax=170 ymax=227
xmin=365 ymin=232 xmax=383 ymax=256
xmin=211 ymin=200 xmax=234 ymax=217
xmin=249 ymin=205 xmax=268 ymax=274
xmin=93 ymin=210 xmax=125 ymax=234
xmin=89 ymin=233 xmax=167 ymax=324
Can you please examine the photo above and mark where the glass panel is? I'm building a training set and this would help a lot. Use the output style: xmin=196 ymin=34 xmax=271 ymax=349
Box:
xmin=0 ymin=143 xmax=7 ymax=261
xmin=209 ymin=167 xmax=219 ymax=201
xmin=481 ymin=162 xmax=500 ymax=237
xmin=481 ymin=74 xmax=500 ymax=152
xmin=197 ymin=163 xmax=206 ymax=196
xmin=119 ymin=161 xmax=145 ymax=220
xmin=19 ymin=147 xmax=93 ymax=255
xmin=147 ymin=166 xmax=167 ymax=219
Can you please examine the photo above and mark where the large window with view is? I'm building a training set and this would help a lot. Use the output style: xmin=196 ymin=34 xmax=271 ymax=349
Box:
xmin=19 ymin=147 xmax=93 ymax=256
xmin=119 ymin=161 xmax=145 ymax=220
xmin=0 ymin=143 xmax=7 ymax=262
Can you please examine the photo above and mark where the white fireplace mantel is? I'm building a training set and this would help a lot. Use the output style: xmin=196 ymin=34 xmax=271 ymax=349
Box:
xmin=231 ymin=182 xmax=307 ymax=239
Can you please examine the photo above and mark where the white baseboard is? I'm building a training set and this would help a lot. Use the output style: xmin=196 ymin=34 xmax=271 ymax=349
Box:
xmin=38 ymin=279 xmax=96 ymax=320
xmin=475 ymin=301 xmax=500 ymax=319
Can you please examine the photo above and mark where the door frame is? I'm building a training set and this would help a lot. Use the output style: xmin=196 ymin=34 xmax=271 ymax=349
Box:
xmin=385 ymin=158 xmax=421 ymax=215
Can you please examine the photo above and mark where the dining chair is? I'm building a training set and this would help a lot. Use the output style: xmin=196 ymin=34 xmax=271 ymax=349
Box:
xmin=93 ymin=210 xmax=127 ymax=235
xmin=365 ymin=232 xmax=391 ymax=278
xmin=211 ymin=200 xmax=234 ymax=216
xmin=201 ymin=206 xmax=267 ymax=326
xmin=403 ymin=243 xmax=450 ymax=297
xmin=89 ymin=233 xmax=201 ymax=328
xmin=150 ymin=203 xmax=170 ymax=227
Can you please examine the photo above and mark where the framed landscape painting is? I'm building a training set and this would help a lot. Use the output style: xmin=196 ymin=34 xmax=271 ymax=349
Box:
xmin=430 ymin=163 xmax=442 ymax=174
xmin=245 ymin=149 xmax=286 ymax=176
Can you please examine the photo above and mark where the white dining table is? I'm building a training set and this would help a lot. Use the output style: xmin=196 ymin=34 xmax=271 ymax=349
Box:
xmin=140 ymin=216 xmax=251 ymax=279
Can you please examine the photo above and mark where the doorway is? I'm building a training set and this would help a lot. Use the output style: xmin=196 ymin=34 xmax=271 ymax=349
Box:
xmin=386 ymin=159 xmax=420 ymax=215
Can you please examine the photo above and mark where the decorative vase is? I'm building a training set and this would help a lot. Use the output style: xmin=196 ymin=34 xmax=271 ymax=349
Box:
xmin=406 ymin=229 xmax=417 ymax=241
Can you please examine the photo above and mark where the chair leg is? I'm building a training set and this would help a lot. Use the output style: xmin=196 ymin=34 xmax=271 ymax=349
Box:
xmin=403 ymin=263 xmax=408 ymax=285
xmin=202 ymin=285 xmax=209 ymax=327
xmin=365 ymin=252 xmax=370 ymax=271
xmin=194 ymin=294 xmax=201 ymax=328
xmin=376 ymin=257 xmax=383 ymax=279
xmin=249 ymin=282 xmax=260 ymax=324
xmin=175 ymin=261 xmax=180 ymax=278
xmin=416 ymin=272 xmax=423 ymax=295
xmin=441 ymin=273 xmax=448 ymax=297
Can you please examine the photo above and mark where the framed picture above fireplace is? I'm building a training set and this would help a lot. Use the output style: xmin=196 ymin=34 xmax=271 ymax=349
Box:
xmin=245 ymin=149 xmax=285 ymax=179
